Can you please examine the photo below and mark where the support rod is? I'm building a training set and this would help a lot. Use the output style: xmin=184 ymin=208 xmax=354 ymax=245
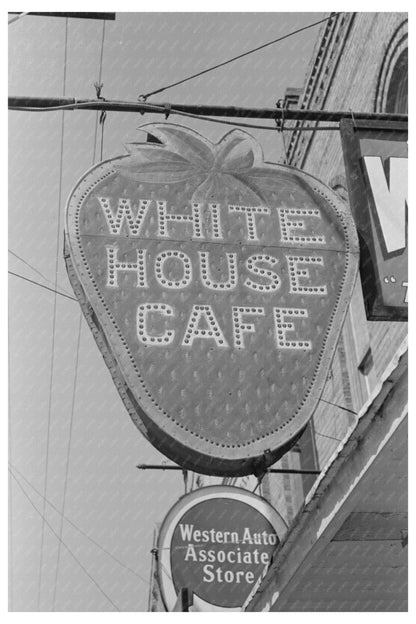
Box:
xmin=8 ymin=96 xmax=408 ymax=124
xmin=8 ymin=12 xmax=116 ymax=20
xmin=136 ymin=464 xmax=320 ymax=475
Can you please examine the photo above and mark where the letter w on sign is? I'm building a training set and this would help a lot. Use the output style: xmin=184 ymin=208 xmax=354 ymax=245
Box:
xmin=363 ymin=156 xmax=407 ymax=254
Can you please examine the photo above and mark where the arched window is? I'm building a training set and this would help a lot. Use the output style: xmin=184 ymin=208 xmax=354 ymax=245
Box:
xmin=386 ymin=48 xmax=408 ymax=113
xmin=374 ymin=20 xmax=408 ymax=114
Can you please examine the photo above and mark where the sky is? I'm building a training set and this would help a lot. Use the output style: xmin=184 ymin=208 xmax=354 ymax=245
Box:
xmin=8 ymin=9 xmax=326 ymax=612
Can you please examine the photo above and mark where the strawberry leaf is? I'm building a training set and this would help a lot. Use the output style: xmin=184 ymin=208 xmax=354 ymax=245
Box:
xmin=114 ymin=146 xmax=202 ymax=184
xmin=134 ymin=123 xmax=214 ymax=170
xmin=215 ymin=130 xmax=261 ymax=173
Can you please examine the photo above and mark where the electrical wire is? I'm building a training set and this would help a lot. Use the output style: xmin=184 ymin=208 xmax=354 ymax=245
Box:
xmin=92 ymin=21 xmax=106 ymax=165
xmin=10 ymin=462 xmax=149 ymax=586
xmin=138 ymin=14 xmax=338 ymax=100
xmin=10 ymin=468 xmax=121 ymax=611
xmin=9 ymin=103 xmax=87 ymax=112
xmin=51 ymin=312 xmax=82 ymax=611
xmin=158 ymin=559 xmax=174 ymax=583
xmin=319 ymin=398 xmax=357 ymax=415
xmin=9 ymin=249 xmax=54 ymax=282
xmin=158 ymin=106 xmax=337 ymax=132
xmin=51 ymin=20 xmax=108 ymax=610
xmin=8 ymin=12 xmax=29 ymax=25
xmin=37 ymin=17 xmax=68 ymax=612
xmin=9 ymin=100 xmax=340 ymax=132
xmin=8 ymin=315 xmax=14 ymax=610
xmin=315 ymin=430 xmax=342 ymax=443
xmin=8 ymin=271 xmax=77 ymax=302
xmin=52 ymin=21 xmax=109 ymax=606
xmin=8 ymin=250 xmax=74 ymax=298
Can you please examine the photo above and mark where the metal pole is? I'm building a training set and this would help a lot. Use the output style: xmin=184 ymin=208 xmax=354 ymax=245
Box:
xmin=8 ymin=12 xmax=116 ymax=20
xmin=137 ymin=465 xmax=184 ymax=471
xmin=269 ymin=468 xmax=320 ymax=475
xmin=173 ymin=588 xmax=193 ymax=612
xmin=136 ymin=464 xmax=320 ymax=475
xmin=8 ymin=96 xmax=408 ymax=124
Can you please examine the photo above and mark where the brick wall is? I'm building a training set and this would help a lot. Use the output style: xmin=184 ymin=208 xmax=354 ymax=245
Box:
xmin=268 ymin=12 xmax=408 ymax=518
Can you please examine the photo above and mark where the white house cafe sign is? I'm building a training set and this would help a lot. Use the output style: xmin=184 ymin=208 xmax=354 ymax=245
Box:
xmin=64 ymin=123 xmax=359 ymax=476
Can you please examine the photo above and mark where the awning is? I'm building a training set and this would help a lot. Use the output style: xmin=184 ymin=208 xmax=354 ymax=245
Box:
xmin=245 ymin=339 xmax=408 ymax=612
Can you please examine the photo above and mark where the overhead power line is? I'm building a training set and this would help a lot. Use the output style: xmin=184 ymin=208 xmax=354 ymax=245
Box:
xmin=8 ymin=12 xmax=29 ymax=25
xmin=8 ymin=98 xmax=340 ymax=131
xmin=92 ymin=21 xmax=107 ymax=165
xmin=8 ymin=250 xmax=74 ymax=298
xmin=9 ymin=249 xmax=58 ymax=284
xmin=319 ymin=398 xmax=357 ymax=416
xmin=38 ymin=17 xmax=69 ymax=611
xmin=138 ymin=13 xmax=338 ymax=100
xmin=10 ymin=462 xmax=149 ymax=585
xmin=315 ymin=430 xmax=343 ymax=443
xmin=52 ymin=24 xmax=107 ymax=610
xmin=8 ymin=97 xmax=407 ymax=125
xmin=9 ymin=271 xmax=77 ymax=302
xmin=51 ymin=311 xmax=82 ymax=611
xmin=138 ymin=104 xmax=340 ymax=132
xmin=9 ymin=469 xmax=121 ymax=611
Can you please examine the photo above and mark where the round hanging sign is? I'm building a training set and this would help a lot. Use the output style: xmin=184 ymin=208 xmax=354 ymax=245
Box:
xmin=65 ymin=123 xmax=359 ymax=475
xmin=157 ymin=485 xmax=287 ymax=611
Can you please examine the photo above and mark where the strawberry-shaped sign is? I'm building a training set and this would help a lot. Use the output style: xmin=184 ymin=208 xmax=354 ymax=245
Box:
xmin=65 ymin=123 xmax=359 ymax=476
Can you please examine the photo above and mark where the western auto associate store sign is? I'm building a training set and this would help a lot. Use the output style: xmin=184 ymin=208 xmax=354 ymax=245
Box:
xmin=157 ymin=486 xmax=287 ymax=611
xmin=65 ymin=123 xmax=359 ymax=475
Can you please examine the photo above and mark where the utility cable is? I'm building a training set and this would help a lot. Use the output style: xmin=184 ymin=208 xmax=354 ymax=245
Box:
xmin=51 ymin=20 xmax=109 ymax=607
xmin=8 ymin=250 xmax=74 ymax=298
xmin=10 ymin=468 xmax=121 ymax=612
xmin=8 ymin=271 xmax=77 ymax=302
xmin=37 ymin=17 xmax=68 ymax=612
xmin=92 ymin=21 xmax=106 ymax=164
xmin=8 ymin=12 xmax=29 ymax=25
xmin=319 ymin=397 xmax=357 ymax=416
xmin=51 ymin=312 xmax=82 ymax=610
xmin=9 ymin=462 xmax=149 ymax=586
xmin=9 ymin=249 xmax=63 ymax=288
xmin=9 ymin=100 xmax=340 ymax=132
xmin=158 ymin=559 xmax=173 ymax=583
xmin=8 ymin=315 xmax=14 ymax=610
xmin=315 ymin=430 xmax=342 ymax=443
xmin=153 ymin=105 xmax=338 ymax=132
xmin=138 ymin=14 xmax=338 ymax=100
xmin=52 ymin=19 xmax=107 ymax=609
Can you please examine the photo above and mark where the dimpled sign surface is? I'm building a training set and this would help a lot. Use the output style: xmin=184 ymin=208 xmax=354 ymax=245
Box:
xmin=65 ymin=123 xmax=359 ymax=475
